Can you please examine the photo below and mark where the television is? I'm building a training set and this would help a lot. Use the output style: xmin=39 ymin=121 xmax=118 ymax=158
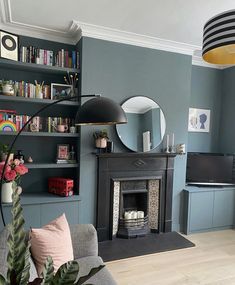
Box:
xmin=186 ymin=153 xmax=234 ymax=186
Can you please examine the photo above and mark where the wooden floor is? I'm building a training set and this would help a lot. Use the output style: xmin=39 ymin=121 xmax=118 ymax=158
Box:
xmin=106 ymin=230 xmax=235 ymax=285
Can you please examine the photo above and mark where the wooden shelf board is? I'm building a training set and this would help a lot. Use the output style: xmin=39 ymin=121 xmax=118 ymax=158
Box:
xmin=0 ymin=94 xmax=79 ymax=106
xmin=0 ymin=58 xmax=80 ymax=74
xmin=25 ymin=163 xmax=79 ymax=169
xmin=2 ymin=193 xmax=81 ymax=206
xmin=0 ymin=131 xmax=79 ymax=137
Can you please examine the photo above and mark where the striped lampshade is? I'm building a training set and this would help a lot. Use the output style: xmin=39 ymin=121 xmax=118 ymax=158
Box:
xmin=203 ymin=10 xmax=235 ymax=64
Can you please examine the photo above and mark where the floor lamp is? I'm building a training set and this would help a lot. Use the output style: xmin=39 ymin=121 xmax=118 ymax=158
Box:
xmin=0 ymin=94 xmax=127 ymax=227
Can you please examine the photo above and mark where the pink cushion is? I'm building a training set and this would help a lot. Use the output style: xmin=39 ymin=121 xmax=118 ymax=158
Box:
xmin=30 ymin=214 xmax=74 ymax=275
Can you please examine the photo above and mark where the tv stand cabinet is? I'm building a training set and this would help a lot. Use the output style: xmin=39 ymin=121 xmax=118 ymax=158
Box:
xmin=183 ymin=186 xmax=235 ymax=234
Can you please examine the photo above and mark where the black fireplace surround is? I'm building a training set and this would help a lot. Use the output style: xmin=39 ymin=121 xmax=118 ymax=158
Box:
xmin=96 ymin=153 xmax=176 ymax=241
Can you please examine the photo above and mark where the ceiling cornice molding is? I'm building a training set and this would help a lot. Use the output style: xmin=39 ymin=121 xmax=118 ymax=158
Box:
xmin=74 ymin=20 xmax=198 ymax=56
xmin=192 ymin=55 xmax=226 ymax=69
xmin=0 ymin=0 xmax=80 ymax=44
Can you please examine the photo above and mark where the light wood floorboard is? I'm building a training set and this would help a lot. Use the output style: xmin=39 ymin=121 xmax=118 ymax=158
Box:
xmin=106 ymin=230 xmax=235 ymax=285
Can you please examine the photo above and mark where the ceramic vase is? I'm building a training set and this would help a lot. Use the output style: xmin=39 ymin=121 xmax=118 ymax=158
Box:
xmin=1 ymin=182 xmax=13 ymax=203
xmin=95 ymin=138 xmax=107 ymax=148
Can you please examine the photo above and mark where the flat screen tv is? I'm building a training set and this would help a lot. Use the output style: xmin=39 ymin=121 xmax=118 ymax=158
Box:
xmin=186 ymin=153 xmax=234 ymax=186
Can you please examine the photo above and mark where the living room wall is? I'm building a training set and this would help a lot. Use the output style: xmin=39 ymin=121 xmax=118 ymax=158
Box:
xmin=219 ymin=67 xmax=235 ymax=153
xmin=188 ymin=65 xmax=222 ymax=153
xmin=79 ymin=37 xmax=192 ymax=231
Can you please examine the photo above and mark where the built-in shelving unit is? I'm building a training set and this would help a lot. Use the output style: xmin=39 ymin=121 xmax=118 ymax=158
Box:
xmin=0 ymin=131 xmax=79 ymax=137
xmin=0 ymin=95 xmax=78 ymax=106
xmin=0 ymin=58 xmax=79 ymax=75
xmin=0 ymin=35 xmax=81 ymax=229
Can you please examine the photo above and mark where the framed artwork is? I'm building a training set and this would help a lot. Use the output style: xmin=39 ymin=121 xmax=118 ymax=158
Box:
xmin=57 ymin=144 xmax=69 ymax=160
xmin=51 ymin=83 xmax=72 ymax=100
xmin=0 ymin=30 xmax=18 ymax=61
xmin=188 ymin=108 xmax=210 ymax=132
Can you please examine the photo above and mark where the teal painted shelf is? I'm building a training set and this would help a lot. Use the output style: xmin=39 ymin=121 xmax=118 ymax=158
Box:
xmin=0 ymin=131 xmax=79 ymax=137
xmin=0 ymin=95 xmax=79 ymax=106
xmin=2 ymin=193 xmax=81 ymax=207
xmin=25 ymin=163 xmax=79 ymax=169
xmin=0 ymin=58 xmax=79 ymax=74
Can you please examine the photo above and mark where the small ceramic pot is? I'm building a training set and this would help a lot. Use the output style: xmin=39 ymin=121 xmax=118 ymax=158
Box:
xmin=95 ymin=138 xmax=107 ymax=148
xmin=2 ymin=84 xmax=14 ymax=96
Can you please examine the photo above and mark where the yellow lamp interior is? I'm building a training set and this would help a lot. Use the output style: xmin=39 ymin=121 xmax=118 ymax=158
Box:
xmin=203 ymin=44 xmax=235 ymax=65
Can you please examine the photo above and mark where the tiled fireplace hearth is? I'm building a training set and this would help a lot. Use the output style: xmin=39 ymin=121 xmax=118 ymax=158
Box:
xmin=96 ymin=153 xmax=176 ymax=241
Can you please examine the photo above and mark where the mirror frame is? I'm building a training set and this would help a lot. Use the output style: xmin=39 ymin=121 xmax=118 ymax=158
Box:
xmin=116 ymin=95 xmax=166 ymax=152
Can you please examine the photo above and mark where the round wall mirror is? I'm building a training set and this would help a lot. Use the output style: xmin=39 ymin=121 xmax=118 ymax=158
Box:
xmin=116 ymin=96 xmax=166 ymax=152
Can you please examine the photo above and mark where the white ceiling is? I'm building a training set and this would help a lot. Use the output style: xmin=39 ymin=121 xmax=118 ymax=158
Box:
xmin=1 ymin=0 xmax=235 ymax=68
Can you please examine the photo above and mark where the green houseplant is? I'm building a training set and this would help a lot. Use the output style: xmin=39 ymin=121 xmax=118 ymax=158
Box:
xmin=0 ymin=190 xmax=104 ymax=285
xmin=93 ymin=130 xmax=109 ymax=149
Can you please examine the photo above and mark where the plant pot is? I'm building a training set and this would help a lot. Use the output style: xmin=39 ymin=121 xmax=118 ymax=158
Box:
xmin=2 ymin=84 xmax=14 ymax=96
xmin=95 ymin=138 xmax=107 ymax=149
xmin=1 ymin=182 xmax=13 ymax=203
xmin=0 ymin=153 xmax=14 ymax=163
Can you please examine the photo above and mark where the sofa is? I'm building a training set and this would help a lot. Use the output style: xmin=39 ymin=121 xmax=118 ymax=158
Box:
xmin=0 ymin=224 xmax=117 ymax=285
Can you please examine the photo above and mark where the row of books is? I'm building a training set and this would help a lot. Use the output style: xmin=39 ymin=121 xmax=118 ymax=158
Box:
xmin=0 ymin=80 xmax=51 ymax=99
xmin=19 ymin=46 xmax=79 ymax=68
xmin=0 ymin=110 xmax=75 ymax=133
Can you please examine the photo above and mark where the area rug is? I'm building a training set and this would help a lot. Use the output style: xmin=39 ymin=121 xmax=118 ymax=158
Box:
xmin=98 ymin=232 xmax=195 ymax=262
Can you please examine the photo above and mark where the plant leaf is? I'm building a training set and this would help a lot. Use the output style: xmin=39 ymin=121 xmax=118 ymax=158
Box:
xmin=0 ymin=274 xmax=6 ymax=285
xmin=40 ymin=256 xmax=54 ymax=285
xmin=19 ymin=241 xmax=31 ymax=285
xmin=75 ymin=265 xmax=105 ymax=285
xmin=52 ymin=261 xmax=79 ymax=285
xmin=6 ymin=190 xmax=28 ymax=284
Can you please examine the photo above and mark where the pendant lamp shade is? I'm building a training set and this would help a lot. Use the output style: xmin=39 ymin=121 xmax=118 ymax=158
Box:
xmin=75 ymin=96 xmax=127 ymax=125
xmin=203 ymin=10 xmax=235 ymax=65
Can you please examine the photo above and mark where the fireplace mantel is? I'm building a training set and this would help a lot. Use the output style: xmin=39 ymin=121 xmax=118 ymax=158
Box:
xmin=96 ymin=152 xmax=176 ymax=241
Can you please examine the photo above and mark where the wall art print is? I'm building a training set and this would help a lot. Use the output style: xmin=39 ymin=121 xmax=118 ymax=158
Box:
xmin=188 ymin=108 xmax=210 ymax=133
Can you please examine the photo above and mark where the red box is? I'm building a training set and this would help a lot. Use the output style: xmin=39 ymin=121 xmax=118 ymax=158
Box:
xmin=48 ymin=177 xmax=74 ymax=197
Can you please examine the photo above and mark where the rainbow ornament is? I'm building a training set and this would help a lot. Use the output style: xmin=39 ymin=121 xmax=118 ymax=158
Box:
xmin=0 ymin=120 xmax=17 ymax=132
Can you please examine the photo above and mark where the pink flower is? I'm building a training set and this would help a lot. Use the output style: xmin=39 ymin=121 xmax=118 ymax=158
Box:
xmin=0 ymin=163 xmax=11 ymax=177
xmin=15 ymin=164 xmax=28 ymax=175
xmin=4 ymin=170 xmax=17 ymax=182
xmin=13 ymin=159 xmax=21 ymax=166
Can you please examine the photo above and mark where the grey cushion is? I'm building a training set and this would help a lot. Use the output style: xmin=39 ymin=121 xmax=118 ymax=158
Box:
xmin=70 ymin=224 xmax=98 ymax=259
xmin=0 ymin=227 xmax=38 ymax=282
xmin=76 ymin=256 xmax=117 ymax=285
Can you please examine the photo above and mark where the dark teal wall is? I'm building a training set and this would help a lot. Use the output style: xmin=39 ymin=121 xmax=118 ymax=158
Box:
xmin=219 ymin=67 xmax=235 ymax=153
xmin=188 ymin=65 xmax=222 ymax=153
xmin=79 ymin=37 xmax=192 ymax=231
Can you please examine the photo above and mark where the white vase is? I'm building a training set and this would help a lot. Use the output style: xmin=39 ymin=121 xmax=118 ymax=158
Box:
xmin=1 ymin=182 xmax=13 ymax=203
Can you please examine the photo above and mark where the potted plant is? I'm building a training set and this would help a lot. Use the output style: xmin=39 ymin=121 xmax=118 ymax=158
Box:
xmin=0 ymin=159 xmax=28 ymax=203
xmin=0 ymin=144 xmax=14 ymax=162
xmin=93 ymin=130 xmax=109 ymax=148
xmin=1 ymin=80 xmax=14 ymax=96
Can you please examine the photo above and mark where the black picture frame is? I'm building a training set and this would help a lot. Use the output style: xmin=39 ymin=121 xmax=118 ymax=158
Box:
xmin=0 ymin=30 xmax=19 ymax=61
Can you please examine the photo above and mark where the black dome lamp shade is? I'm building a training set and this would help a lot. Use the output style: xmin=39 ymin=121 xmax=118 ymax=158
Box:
xmin=203 ymin=10 xmax=235 ymax=65
xmin=75 ymin=96 xmax=127 ymax=125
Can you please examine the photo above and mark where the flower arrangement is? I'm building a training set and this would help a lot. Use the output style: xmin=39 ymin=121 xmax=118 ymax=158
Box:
xmin=0 ymin=159 xmax=28 ymax=183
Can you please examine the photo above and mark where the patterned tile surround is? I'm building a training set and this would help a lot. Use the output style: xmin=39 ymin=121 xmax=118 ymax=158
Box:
xmin=112 ymin=179 xmax=160 ymax=236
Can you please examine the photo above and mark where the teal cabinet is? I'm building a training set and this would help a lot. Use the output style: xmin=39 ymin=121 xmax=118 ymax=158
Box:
xmin=183 ymin=187 xmax=235 ymax=234
xmin=213 ymin=190 xmax=235 ymax=227
xmin=189 ymin=192 xmax=214 ymax=231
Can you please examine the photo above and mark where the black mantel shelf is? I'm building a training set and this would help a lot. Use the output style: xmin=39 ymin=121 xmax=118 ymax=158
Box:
xmin=96 ymin=152 xmax=177 ymax=158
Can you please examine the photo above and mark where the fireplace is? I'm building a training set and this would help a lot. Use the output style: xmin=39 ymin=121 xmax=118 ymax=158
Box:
xmin=96 ymin=153 xmax=175 ymax=241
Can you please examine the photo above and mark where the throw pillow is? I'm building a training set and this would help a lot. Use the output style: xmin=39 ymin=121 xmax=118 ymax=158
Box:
xmin=30 ymin=213 xmax=74 ymax=275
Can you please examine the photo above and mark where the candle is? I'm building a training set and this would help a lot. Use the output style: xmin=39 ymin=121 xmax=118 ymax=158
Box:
xmin=131 ymin=211 xmax=138 ymax=219
xmin=137 ymin=211 xmax=144 ymax=219
xmin=172 ymin=133 xmax=174 ymax=148
xmin=166 ymin=134 xmax=169 ymax=149
xmin=124 ymin=211 xmax=131 ymax=220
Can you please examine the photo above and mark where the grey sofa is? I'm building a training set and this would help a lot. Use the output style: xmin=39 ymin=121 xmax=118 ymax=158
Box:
xmin=0 ymin=224 xmax=117 ymax=285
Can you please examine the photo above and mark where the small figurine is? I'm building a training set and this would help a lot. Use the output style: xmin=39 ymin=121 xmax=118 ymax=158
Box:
xmin=27 ymin=156 xmax=33 ymax=163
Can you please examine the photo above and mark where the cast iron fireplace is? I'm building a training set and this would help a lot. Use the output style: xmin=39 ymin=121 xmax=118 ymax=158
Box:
xmin=96 ymin=153 xmax=176 ymax=241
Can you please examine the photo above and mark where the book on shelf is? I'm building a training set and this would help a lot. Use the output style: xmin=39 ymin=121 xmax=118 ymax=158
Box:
xmin=19 ymin=45 xmax=80 ymax=69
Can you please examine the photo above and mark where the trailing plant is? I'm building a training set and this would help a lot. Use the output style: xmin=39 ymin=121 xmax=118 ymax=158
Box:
xmin=0 ymin=144 xmax=10 ymax=155
xmin=0 ymin=190 xmax=104 ymax=285
xmin=93 ymin=130 xmax=109 ymax=140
